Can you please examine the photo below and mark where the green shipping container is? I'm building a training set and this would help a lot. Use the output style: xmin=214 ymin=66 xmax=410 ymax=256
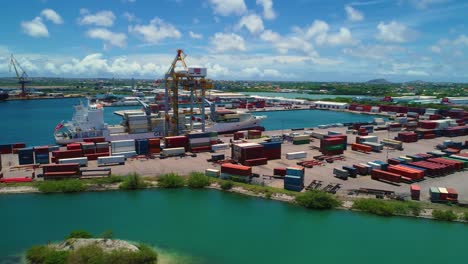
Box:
xmin=325 ymin=144 xmax=345 ymax=151
xmin=445 ymin=157 xmax=468 ymax=168
xmin=293 ymin=140 xmax=310 ymax=145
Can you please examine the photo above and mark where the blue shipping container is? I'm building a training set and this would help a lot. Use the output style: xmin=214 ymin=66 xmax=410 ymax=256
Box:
xmin=286 ymin=168 xmax=304 ymax=177
xmin=260 ymin=142 xmax=281 ymax=149
xmin=284 ymin=184 xmax=303 ymax=192
xmin=284 ymin=175 xmax=304 ymax=186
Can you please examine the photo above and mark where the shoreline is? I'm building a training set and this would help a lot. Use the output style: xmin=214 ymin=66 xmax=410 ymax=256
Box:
xmin=1 ymin=178 xmax=466 ymax=224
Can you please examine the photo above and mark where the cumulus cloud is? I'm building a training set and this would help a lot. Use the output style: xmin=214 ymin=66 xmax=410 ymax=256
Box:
xmin=211 ymin=33 xmax=246 ymax=52
xmin=256 ymin=0 xmax=276 ymax=20
xmin=78 ymin=10 xmax=116 ymax=27
xmin=343 ymin=45 xmax=406 ymax=59
xmin=41 ymin=9 xmax=63 ymax=24
xmin=21 ymin=17 xmax=49 ymax=38
xmin=129 ymin=17 xmax=181 ymax=44
xmin=123 ymin=12 xmax=136 ymax=22
xmin=86 ymin=28 xmax=127 ymax=48
xmin=261 ymin=30 xmax=317 ymax=55
xmin=189 ymin=31 xmax=203 ymax=39
xmin=209 ymin=0 xmax=247 ymax=16
xmin=237 ymin=14 xmax=264 ymax=35
xmin=345 ymin=5 xmax=364 ymax=22
xmin=376 ymin=21 xmax=414 ymax=43
xmin=294 ymin=20 xmax=357 ymax=46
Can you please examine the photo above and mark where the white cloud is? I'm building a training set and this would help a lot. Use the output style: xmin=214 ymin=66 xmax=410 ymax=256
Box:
xmin=344 ymin=45 xmax=406 ymax=59
xmin=211 ymin=33 xmax=246 ymax=53
xmin=430 ymin=45 xmax=441 ymax=53
xmin=345 ymin=5 xmax=364 ymax=22
xmin=129 ymin=17 xmax=181 ymax=44
xmin=376 ymin=21 xmax=413 ymax=43
xmin=86 ymin=28 xmax=127 ymax=48
xmin=237 ymin=14 xmax=264 ymax=35
xmin=209 ymin=0 xmax=247 ymax=16
xmin=41 ymin=9 xmax=63 ymax=24
xmin=407 ymin=69 xmax=429 ymax=76
xmin=189 ymin=31 xmax=203 ymax=39
xmin=302 ymin=20 xmax=329 ymax=39
xmin=294 ymin=20 xmax=356 ymax=46
xmin=21 ymin=17 xmax=49 ymax=38
xmin=256 ymin=0 xmax=276 ymax=20
xmin=410 ymin=0 xmax=449 ymax=9
xmin=453 ymin=34 xmax=468 ymax=46
xmin=123 ymin=12 xmax=136 ymax=22
xmin=78 ymin=10 xmax=116 ymax=27
xmin=320 ymin=28 xmax=356 ymax=46
xmin=261 ymin=30 xmax=317 ymax=55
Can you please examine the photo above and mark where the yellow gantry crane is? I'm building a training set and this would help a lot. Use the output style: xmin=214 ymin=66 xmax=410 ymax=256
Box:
xmin=9 ymin=54 xmax=29 ymax=98
xmin=164 ymin=49 xmax=213 ymax=136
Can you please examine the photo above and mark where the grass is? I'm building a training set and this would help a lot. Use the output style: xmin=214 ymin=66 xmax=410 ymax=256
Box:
xmin=157 ymin=173 xmax=185 ymax=188
xmin=66 ymin=230 xmax=93 ymax=239
xmin=37 ymin=179 xmax=86 ymax=193
xmin=295 ymin=190 xmax=341 ymax=210
xmin=463 ymin=212 xmax=468 ymax=222
xmin=220 ymin=181 xmax=233 ymax=191
xmin=432 ymin=209 xmax=458 ymax=221
xmin=187 ymin=172 xmax=211 ymax=188
xmin=352 ymin=198 xmax=422 ymax=217
xmin=212 ymin=178 xmax=299 ymax=197
xmin=119 ymin=173 xmax=147 ymax=190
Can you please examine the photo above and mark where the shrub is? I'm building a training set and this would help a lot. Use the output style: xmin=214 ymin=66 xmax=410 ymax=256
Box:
xmin=463 ymin=212 xmax=468 ymax=222
xmin=104 ymin=244 xmax=158 ymax=264
xmin=352 ymin=199 xmax=395 ymax=216
xmin=157 ymin=173 xmax=185 ymax=188
xmin=100 ymin=230 xmax=113 ymax=239
xmin=67 ymin=244 xmax=104 ymax=264
xmin=26 ymin=245 xmax=69 ymax=264
xmin=220 ymin=181 xmax=233 ymax=191
xmin=66 ymin=230 xmax=93 ymax=239
xmin=187 ymin=172 xmax=211 ymax=188
xmin=119 ymin=174 xmax=147 ymax=190
xmin=295 ymin=190 xmax=341 ymax=210
xmin=37 ymin=179 xmax=86 ymax=193
xmin=432 ymin=209 xmax=458 ymax=221
xmin=265 ymin=191 xmax=272 ymax=199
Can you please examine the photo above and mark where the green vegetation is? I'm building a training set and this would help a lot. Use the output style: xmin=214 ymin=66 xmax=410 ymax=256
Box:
xmin=157 ymin=173 xmax=185 ymax=188
xmin=66 ymin=230 xmax=93 ymax=239
xmin=352 ymin=199 xmax=422 ymax=216
xmin=187 ymin=172 xmax=211 ymax=188
xmin=295 ymin=190 xmax=341 ymax=210
xmin=119 ymin=173 xmax=147 ymax=190
xmin=463 ymin=212 xmax=468 ymax=222
xmin=432 ymin=209 xmax=458 ymax=221
xmin=37 ymin=179 xmax=86 ymax=193
xmin=213 ymin=178 xmax=299 ymax=197
xmin=26 ymin=244 xmax=158 ymax=264
xmin=90 ymin=175 xmax=125 ymax=185
xmin=220 ymin=181 xmax=233 ymax=191
xmin=99 ymin=230 xmax=114 ymax=239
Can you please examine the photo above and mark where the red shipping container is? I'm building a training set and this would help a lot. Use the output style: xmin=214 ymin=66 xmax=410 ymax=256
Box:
xmin=221 ymin=163 xmax=252 ymax=176
xmin=274 ymin=167 xmax=286 ymax=176
xmin=371 ymin=169 xmax=401 ymax=183
xmin=387 ymin=158 xmax=401 ymax=165
xmin=446 ymin=188 xmax=458 ymax=200
xmin=67 ymin=143 xmax=82 ymax=150
xmin=388 ymin=165 xmax=423 ymax=180
xmin=351 ymin=143 xmax=371 ymax=153
xmin=243 ymin=158 xmax=268 ymax=166
xmin=410 ymin=184 xmax=420 ymax=200
xmin=263 ymin=148 xmax=281 ymax=160
xmin=12 ymin=143 xmax=26 ymax=148
xmin=422 ymin=134 xmax=436 ymax=139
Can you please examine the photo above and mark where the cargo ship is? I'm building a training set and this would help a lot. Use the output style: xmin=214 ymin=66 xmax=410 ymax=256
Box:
xmin=0 ymin=90 xmax=9 ymax=101
xmin=54 ymin=100 xmax=266 ymax=144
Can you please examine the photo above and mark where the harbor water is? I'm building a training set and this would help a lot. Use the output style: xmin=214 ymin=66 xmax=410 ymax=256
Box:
xmin=1 ymin=189 xmax=467 ymax=264
xmin=0 ymin=98 xmax=375 ymax=146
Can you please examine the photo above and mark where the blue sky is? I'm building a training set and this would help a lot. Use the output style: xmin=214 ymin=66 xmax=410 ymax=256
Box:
xmin=0 ymin=0 xmax=467 ymax=82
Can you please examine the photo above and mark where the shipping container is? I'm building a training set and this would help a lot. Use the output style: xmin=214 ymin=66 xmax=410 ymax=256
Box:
xmin=274 ymin=167 xmax=287 ymax=177
xmin=333 ymin=168 xmax=349 ymax=180
xmin=371 ymin=169 xmax=401 ymax=183
xmin=286 ymin=151 xmax=307 ymax=160
xmin=161 ymin=147 xmax=185 ymax=157
xmin=221 ymin=163 xmax=252 ymax=176
xmin=97 ymin=155 xmax=125 ymax=166
xmin=59 ymin=157 xmax=88 ymax=167
xmin=410 ymin=184 xmax=420 ymax=200
xmin=205 ymin=169 xmax=220 ymax=178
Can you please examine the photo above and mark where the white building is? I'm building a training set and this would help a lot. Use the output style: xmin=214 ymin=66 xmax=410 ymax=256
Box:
xmin=312 ymin=101 xmax=349 ymax=109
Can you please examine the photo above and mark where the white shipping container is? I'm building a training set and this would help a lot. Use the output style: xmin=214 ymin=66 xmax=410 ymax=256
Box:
xmin=367 ymin=162 xmax=381 ymax=170
xmin=111 ymin=140 xmax=135 ymax=148
xmin=311 ymin=132 xmax=327 ymax=139
xmin=59 ymin=157 xmax=88 ymax=167
xmin=205 ymin=169 xmax=220 ymax=177
xmin=359 ymin=136 xmax=378 ymax=143
xmin=211 ymin=143 xmax=229 ymax=151
xmin=108 ymin=126 xmax=126 ymax=134
xmin=162 ymin=147 xmax=185 ymax=156
xmin=286 ymin=151 xmax=307 ymax=160
xmin=111 ymin=151 xmax=137 ymax=158
xmin=112 ymin=146 xmax=136 ymax=153
xmin=189 ymin=137 xmax=211 ymax=144
xmin=97 ymin=155 xmax=125 ymax=166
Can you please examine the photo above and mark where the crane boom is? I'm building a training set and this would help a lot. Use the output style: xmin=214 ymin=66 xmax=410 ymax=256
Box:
xmin=9 ymin=54 xmax=29 ymax=97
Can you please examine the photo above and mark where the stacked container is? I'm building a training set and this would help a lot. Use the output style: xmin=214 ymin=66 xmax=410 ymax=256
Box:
xmin=95 ymin=142 xmax=110 ymax=153
xmin=164 ymin=136 xmax=189 ymax=151
xmin=187 ymin=132 xmax=217 ymax=153
xmin=260 ymin=142 xmax=281 ymax=160
xmin=247 ymin=130 xmax=262 ymax=139
xmin=292 ymin=135 xmax=310 ymax=145
xmin=320 ymin=135 xmax=347 ymax=156
xmin=273 ymin=167 xmax=287 ymax=177
xmin=18 ymin=147 xmax=34 ymax=165
xmin=81 ymin=142 xmax=96 ymax=155
xmin=34 ymin=146 xmax=50 ymax=164
xmin=284 ymin=166 xmax=304 ymax=191
xmin=397 ymin=132 xmax=418 ymax=143
xmin=127 ymin=114 xmax=148 ymax=134
xmin=220 ymin=163 xmax=252 ymax=182
xmin=52 ymin=149 xmax=83 ymax=163
xmin=371 ymin=169 xmax=401 ymax=183
xmin=388 ymin=165 xmax=424 ymax=180
xmin=111 ymin=140 xmax=137 ymax=158
xmin=135 ymin=139 xmax=149 ymax=155
xmin=66 ymin=143 xmax=81 ymax=150
xmin=410 ymin=185 xmax=420 ymax=200
xmin=231 ymin=143 xmax=267 ymax=166
xmin=148 ymin=138 xmax=161 ymax=154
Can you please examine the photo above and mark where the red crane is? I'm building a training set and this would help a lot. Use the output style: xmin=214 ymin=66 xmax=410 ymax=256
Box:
xmin=9 ymin=54 xmax=29 ymax=97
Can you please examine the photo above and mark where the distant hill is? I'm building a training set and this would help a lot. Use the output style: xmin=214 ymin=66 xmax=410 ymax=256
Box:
xmin=366 ymin=79 xmax=391 ymax=84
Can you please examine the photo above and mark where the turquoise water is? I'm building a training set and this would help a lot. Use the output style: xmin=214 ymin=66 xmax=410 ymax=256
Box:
xmin=0 ymin=98 xmax=374 ymax=146
xmin=1 ymin=189 xmax=467 ymax=264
